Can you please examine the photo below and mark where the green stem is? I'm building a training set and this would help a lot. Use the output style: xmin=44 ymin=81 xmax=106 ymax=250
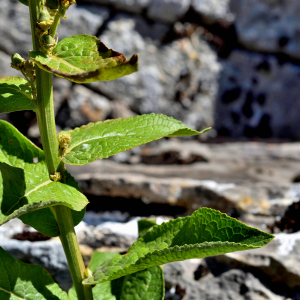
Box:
xmin=28 ymin=1 xmax=92 ymax=299
xmin=49 ymin=8 xmax=62 ymax=38
xmin=54 ymin=205 xmax=93 ymax=300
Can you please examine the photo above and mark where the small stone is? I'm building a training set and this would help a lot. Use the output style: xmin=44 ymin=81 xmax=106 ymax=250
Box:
xmin=147 ymin=0 xmax=191 ymax=23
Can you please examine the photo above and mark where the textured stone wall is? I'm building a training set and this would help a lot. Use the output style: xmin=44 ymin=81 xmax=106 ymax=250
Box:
xmin=1 ymin=0 xmax=300 ymax=140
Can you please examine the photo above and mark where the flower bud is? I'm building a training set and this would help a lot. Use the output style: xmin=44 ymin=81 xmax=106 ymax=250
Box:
xmin=41 ymin=34 xmax=55 ymax=46
xmin=11 ymin=53 xmax=25 ymax=67
xmin=38 ymin=10 xmax=53 ymax=31
xmin=38 ymin=10 xmax=51 ymax=23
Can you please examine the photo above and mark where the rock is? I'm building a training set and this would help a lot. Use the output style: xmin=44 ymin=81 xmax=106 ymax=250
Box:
xmin=0 ymin=218 xmax=26 ymax=239
xmin=231 ymin=0 xmax=300 ymax=61
xmin=56 ymin=85 xmax=111 ymax=129
xmin=147 ymin=0 xmax=191 ymax=23
xmin=0 ymin=0 xmax=31 ymax=58
xmin=71 ymin=167 xmax=286 ymax=215
xmin=216 ymin=50 xmax=300 ymax=139
xmin=57 ymin=4 xmax=110 ymax=39
xmin=164 ymin=261 xmax=284 ymax=300
xmin=0 ymin=51 xmax=20 ymax=77
xmin=89 ymin=13 xmax=218 ymax=134
xmin=206 ymin=251 xmax=300 ymax=293
xmin=114 ymin=0 xmax=151 ymax=13
xmin=75 ymin=222 xmax=136 ymax=249
xmin=0 ymin=1 xmax=109 ymax=58
xmin=191 ymin=0 xmax=234 ymax=24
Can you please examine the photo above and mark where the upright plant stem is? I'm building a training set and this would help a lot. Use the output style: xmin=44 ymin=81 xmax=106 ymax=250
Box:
xmin=28 ymin=1 xmax=93 ymax=299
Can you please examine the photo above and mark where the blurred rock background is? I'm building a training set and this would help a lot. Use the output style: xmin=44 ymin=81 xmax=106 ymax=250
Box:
xmin=2 ymin=0 xmax=300 ymax=299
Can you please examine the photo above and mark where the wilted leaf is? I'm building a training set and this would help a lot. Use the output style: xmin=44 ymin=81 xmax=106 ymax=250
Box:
xmin=30 ymin=34 xmax=138 ymax=83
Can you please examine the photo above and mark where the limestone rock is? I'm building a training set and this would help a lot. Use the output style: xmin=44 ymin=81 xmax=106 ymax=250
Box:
xmin=164 ymin=262 xmax=284 ymax=300
xmin=216 ymin=50 xmax=300 ymax=139
xmin=56 ymin=85 xmax=111 ymax=129
xmin=90 ymin=13 xmax=219 ymax=134
xmin=0 ymin=1 xmax=109 ymax=58
xmin=191 ymin=0 xmax=234 ymax=23
xmin=231 ymin=0 xmax=300 ymax=61
xmin=147 ymin=0 xmax=191 ymax=23
xmin=0 ymin=51 xmax=20 ymax=77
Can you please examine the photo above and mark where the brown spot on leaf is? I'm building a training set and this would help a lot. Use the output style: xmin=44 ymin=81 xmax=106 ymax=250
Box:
xmin=129 ymin=54 xmax=139 ymax=65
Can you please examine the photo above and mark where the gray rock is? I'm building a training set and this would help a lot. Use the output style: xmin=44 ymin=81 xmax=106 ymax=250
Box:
xmin=192 ymin=0 xmax=234 ymax=23
xmin=90 ymin=13 xmax=218 ymax=133
xmin=0 ymin=1 xmax=109 ymax=58
xmin=164 ymin=261 xmax=284 ymax=300
xmin=0 ymin=51 xmax=20 ymax=77
xmin=61 ymin=85 xmax=111 ymax=128
xmin=231 ymin=0 xmax=300 ymax=60
xmin=76 ymin=224 xmax=136 ymax=249
xmin=71 ymin=168 xmax=288 ymax=215
xmin=57 ymin=4 xmax=110 ymax=39
xmin=0 ymin=0 xmax=31 ymax=58
xmin=147 ymin=0 xmax=191 ymax=23
xmin=216 ymin=50 xmax=300 ymax=139
xmin=114 ymin=0 xmax=151 ymax=13
xmin=207 ymin=251 xmax=300 ymax=291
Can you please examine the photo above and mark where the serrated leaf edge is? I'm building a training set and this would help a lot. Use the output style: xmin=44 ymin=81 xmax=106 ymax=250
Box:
xmin=61 ymin=114 xmax=210 ymax=164
xmin=83 ymin=208 xmax=274 ymax=285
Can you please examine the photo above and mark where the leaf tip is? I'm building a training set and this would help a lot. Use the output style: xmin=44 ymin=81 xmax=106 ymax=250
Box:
xmin=129 ymin=54 xmax=139 ymax=65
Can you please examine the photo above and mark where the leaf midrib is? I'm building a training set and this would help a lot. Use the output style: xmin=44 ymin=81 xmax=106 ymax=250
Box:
xmin=4 ymin=179 xmax=52 ymax=215
xmin=62 ymin=127 xmax=188 ymax=159
xmin=49 ymin=55 xmax=85 ymax=73
xmin=0 ymin=286 xmax=25 ymax=300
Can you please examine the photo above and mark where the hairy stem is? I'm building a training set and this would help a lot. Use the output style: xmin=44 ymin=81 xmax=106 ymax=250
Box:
xmin=55 ymin=204 xmax=93 ymax=300
xmin=49 ymin=8 xmax=62 ymax=38
xmin=28 ymin=1 xmax=92 ymax=299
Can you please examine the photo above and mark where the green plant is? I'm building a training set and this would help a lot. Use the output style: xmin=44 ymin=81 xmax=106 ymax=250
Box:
xmin=0 ymin=0 xmax=274 ymax=299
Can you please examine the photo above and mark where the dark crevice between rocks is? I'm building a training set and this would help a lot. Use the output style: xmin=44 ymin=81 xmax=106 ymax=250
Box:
xmin=140 ymin=150 xmax=208 ymax=165
xmin=268 ymin=200 xmax=300 ymax=233
xmin=162 ymin=7 xmax=238 ymax=59
xmin=85 ymin=194 xmax=187 ymax=217
xmin=82 ymin=83 xmax=116 ymax=101
xmin=12 ymin=230 xmax=51 ymax=242
xmin=206 ymin=255 xmax=300 ymax=298
xmin=7 ymin=110 xmax=39 ymax=145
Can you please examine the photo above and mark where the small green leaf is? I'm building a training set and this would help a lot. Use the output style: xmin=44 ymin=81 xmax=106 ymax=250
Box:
xmin=61 ymin=114 xmax=210 ymax=166
xmin=29 ymin=34 xmax=138 ymax=83
xmin=0 ymin=77 xmax=36 ymax=113
xmin=0 ymin=247 xmax=69 ymax=299
xmin=84 ymin=208 xmax=274 ymax=285
xmin=0 ymin=120 xmax=88 ymax=236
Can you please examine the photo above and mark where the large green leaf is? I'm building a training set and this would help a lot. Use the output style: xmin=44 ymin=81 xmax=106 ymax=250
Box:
xmin=29 ymin=34 xmax=138 ymax=83
xmin=0 ymin=120 xmax=88 ymax=236
xmin=84 ymin=208 xmax=274 ymax=285
xmin=61 ymin=114 xmax=211 ymax=166
xmin=0 ymin=247 xmax=69 ymax=299
xmin=70 ymin=253 xmax=164 ymax=300
xmin=0 ymin=77 xmax=36 ymax=113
